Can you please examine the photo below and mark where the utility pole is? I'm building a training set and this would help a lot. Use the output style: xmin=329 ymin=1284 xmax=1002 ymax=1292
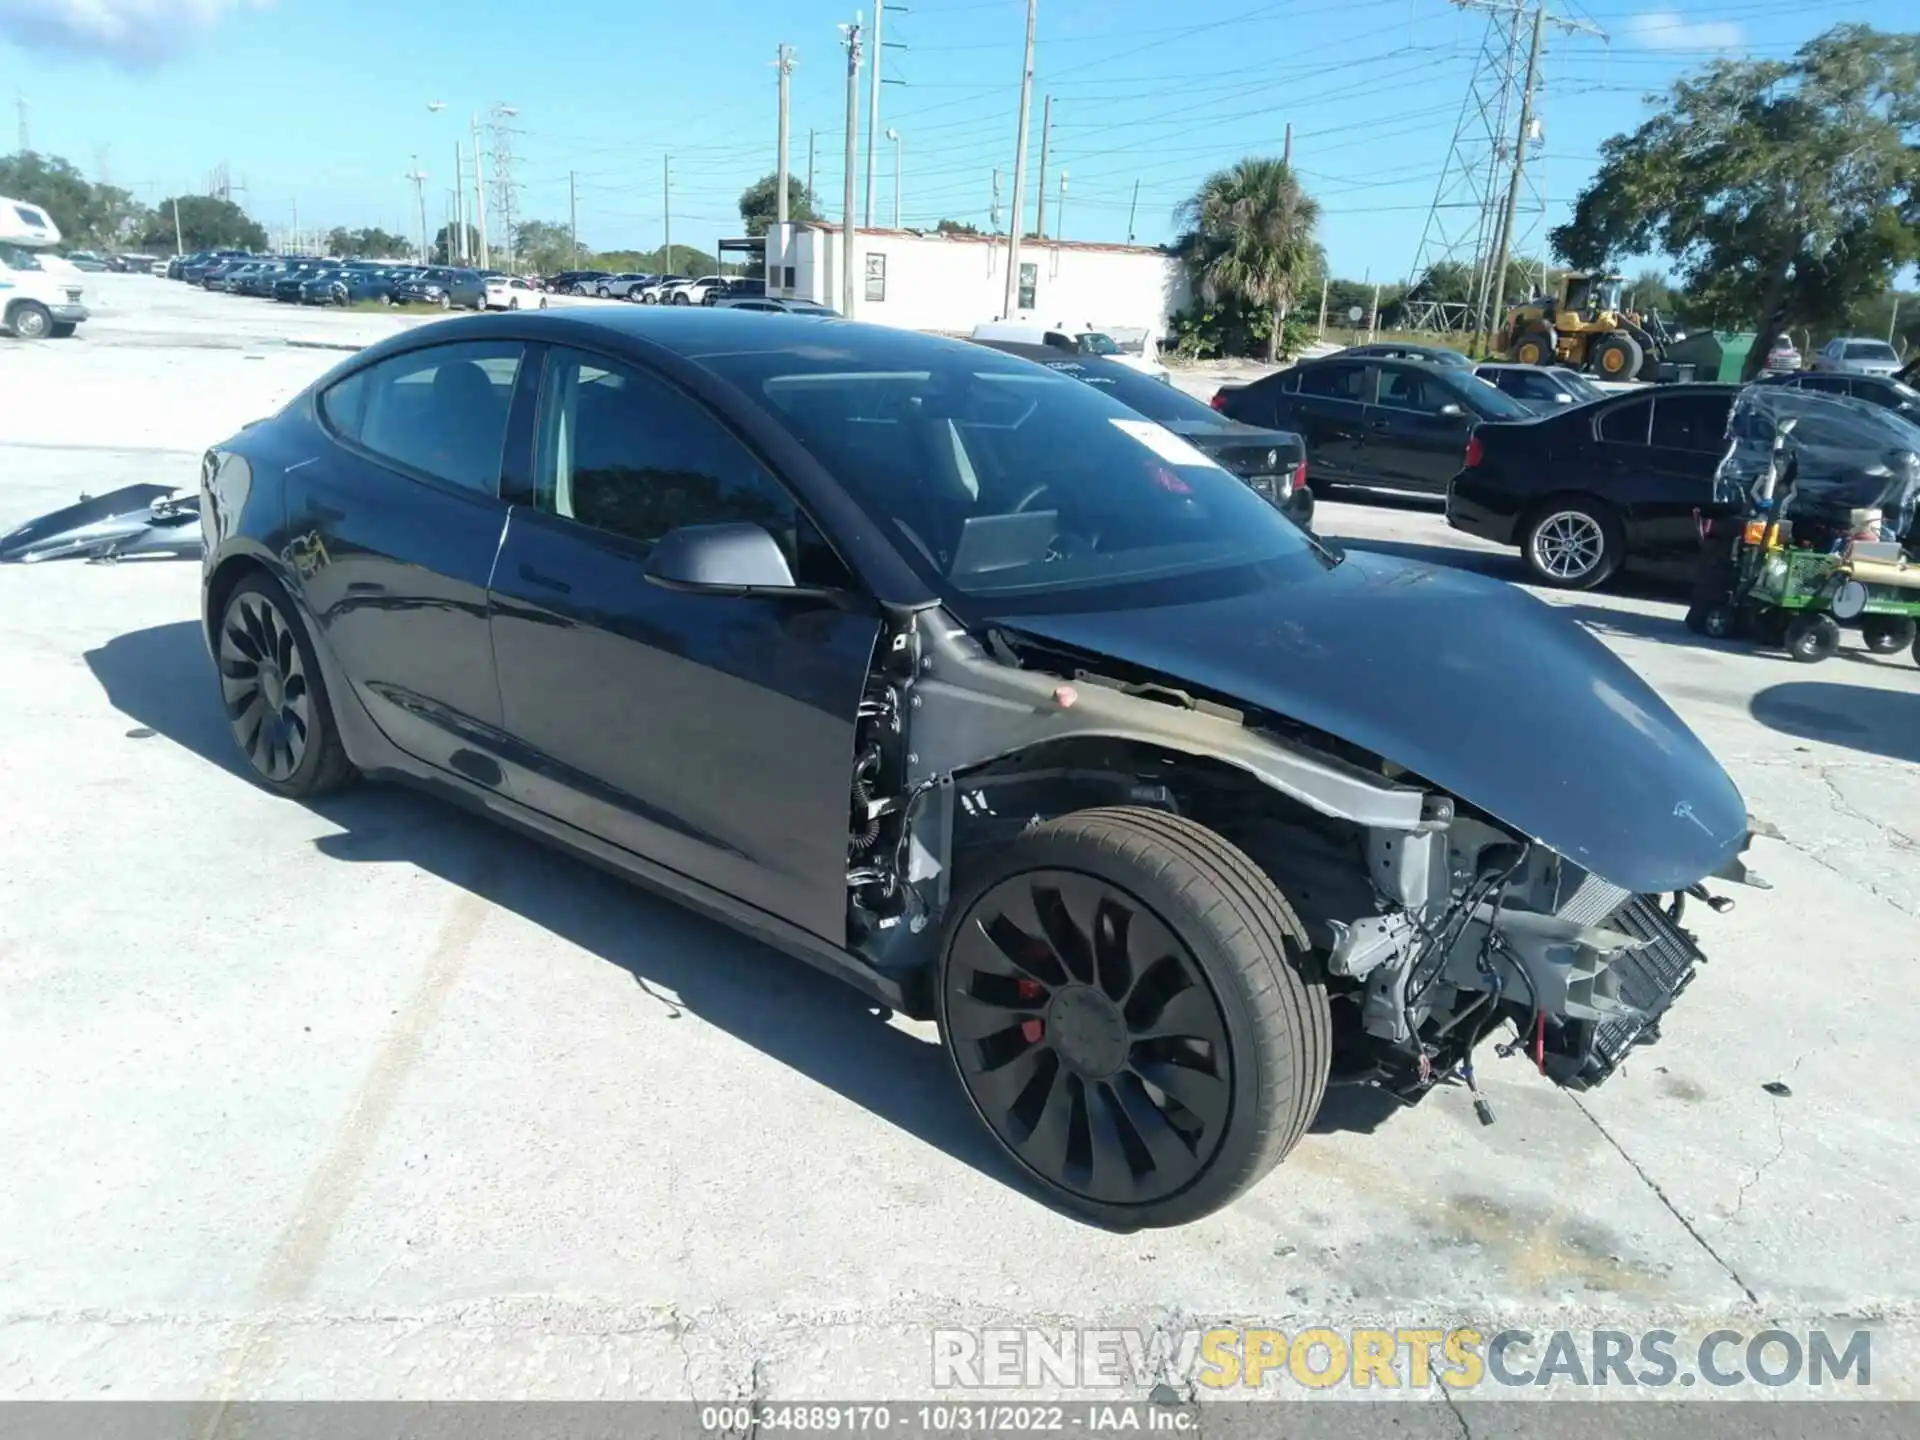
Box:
xmin=291 ymin=199 xmax=299 ymax=254
xmin=489 ymin=103 xmax=520 ymax=269
xmin=1002 ymin=0 xmax=1037 ymax=318
xmin=14 ymin=94 xmax=27 ymax=154
xmin=776 ymin=44 xmax=794 ymax=229
xmin=172 ymin=196 xmax=184 ymax=255
xmin=841 ymin=15 xmax=862 ymax=316
xmin=1056 ymin=169 xmax=1067 ymax=243
xmin=1317 ymin=274 xmax=1329 ymax=339
xmin=471 ymin=116 xmax=491 ymax=268
xmin=862 ymin=0 xmax=883 ymax=227
xmin=1126 ymin=179 xmax=1139 ymax=245
xmin=1890 ymin=296 xmax=1902 ymax=346
xmin=991 ymin=167 xmax=1003 ymax=232
xmin=663 ymin=155 xmax=673 ymax=273
xmin=453 ymin=142 xmax=465 ymax=262
xmin=569 ymin=170 xmax=579 ymax=267
xmin=1283 ymin=121 xmax=1293 ymax=167
xmin=807 ymin=128 xmax=816 ymax=196
xmin=406 ymin=158 xmax=430 ymax=263
xmin=1480 ymin=1 xmax=1545 ymax=358
xmin=887 ymin=128 xmax=901 ymax=228
xmin=1034 ymin=94 xmax=1052 ymax=241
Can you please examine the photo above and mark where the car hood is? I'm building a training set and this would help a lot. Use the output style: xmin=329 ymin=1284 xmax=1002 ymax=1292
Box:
xmin=989 ymin=550 xmax=1748 ymax=894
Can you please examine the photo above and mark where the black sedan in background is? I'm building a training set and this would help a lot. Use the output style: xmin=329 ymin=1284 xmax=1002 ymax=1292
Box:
xmin=195 ymin=307 xmax=1753 ymax=1228
xmin=1759 ymin=369 xmax=1920 ymax=425
xmin=1447 ymin=383 xmax=1740 ymax=589
xmin=1215 ymin=353 xmax=1534 ymax=497
xmin=393 ymin=267 xmax=487 ymax=310
xmin=979 ymin=340 xmax=1313 ymax=527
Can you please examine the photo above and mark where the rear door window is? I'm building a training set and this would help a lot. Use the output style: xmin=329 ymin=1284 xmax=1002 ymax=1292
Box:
xmin=322 ymin=341 xmax=523 ymax=495
xmin=1649 ymin=394 xmax=1732 ymax=453
xmin=1375 ymin=367 xmax=1440 ymax=413
xmin=1297 ymin=361 xmax=1370 ymax=402
xmin=1597 ymin=398 xmax=1651 ymax=446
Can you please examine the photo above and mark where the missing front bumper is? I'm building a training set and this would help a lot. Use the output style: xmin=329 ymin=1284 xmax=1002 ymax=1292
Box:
xmin=1544 ymin=894 xmax=1704 ymax=1089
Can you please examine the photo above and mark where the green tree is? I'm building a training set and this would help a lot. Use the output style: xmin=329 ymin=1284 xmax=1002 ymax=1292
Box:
xmin=141 ymin=194 xmax=268 ymax=253
xmin=327 ymin=226 xmax=412 ymax=259
xmin=934 ymin=218 xmax=980 ymax=235
xmin=1175 ymin=157 xmax=1322 ymax=362
xmin=0 ymin=151 xmax=150 ymax=249
xmin=513 ymin=219 xmax=578 ymax=276
xmin=593 ymin=244 xmax=720 ymax=276
xmin=430 ymin=223 xmax=481 ymax=265
xmin=1553 ymin=24 xmax=1920 ymax=381
xmin=737 ymin=173 xmax=821 ymax=237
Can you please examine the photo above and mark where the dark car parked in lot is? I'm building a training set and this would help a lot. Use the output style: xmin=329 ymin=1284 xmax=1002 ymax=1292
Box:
xmin=977 ymin=340 xmax=1314 ymax=528
xmin=392 ymin=267 xmax=486 ymax=309
xmin=301 ymin=269 xmax=399 ymax=306
xmin=703 ymin=277 xmax=766 ymax=305
xmin=1446 ymin=383 xmax=1741 ymax=589
xmin=197 ymin=308 xmax=1758 ymax=1228
xmin=1215 ymin=353 xmax=1534 ymax=497
xmin=1334 ymin=341 xmax=1475 ymax=370
xmin=1757 ymin=369 xmax=1920 ymax=425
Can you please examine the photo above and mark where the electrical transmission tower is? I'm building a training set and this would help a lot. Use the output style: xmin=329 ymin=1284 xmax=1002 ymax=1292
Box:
xmin=487 ymin=103 xmax=521 ymax=268
xmin=1404 ymin=0 xmax=1603 ymax=337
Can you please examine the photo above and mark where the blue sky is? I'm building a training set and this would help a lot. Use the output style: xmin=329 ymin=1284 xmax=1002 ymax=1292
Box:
xmin=0 ymin=0 xmax=1890 ymax=278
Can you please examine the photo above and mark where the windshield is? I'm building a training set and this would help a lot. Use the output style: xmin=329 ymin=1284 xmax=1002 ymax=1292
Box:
xmin=1077 ymin=333 xmax=1120 ymax=355
xmin=1456 ymin=376 xmax=1534 ymax=421
xmin=0 ymin=242 xmax=45 ymax=271
xmin=1551 ymin=369 xmax=1606 ymax=402
xmin=1846 ymin=341 xmax=1898 ymax=361
xmin=703 ymin=344 xmax=1328 ymax=601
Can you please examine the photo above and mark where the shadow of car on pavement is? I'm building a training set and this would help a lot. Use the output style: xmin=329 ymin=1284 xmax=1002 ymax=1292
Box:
xmin=84 ymin=620 xmax=1402 ymax=1225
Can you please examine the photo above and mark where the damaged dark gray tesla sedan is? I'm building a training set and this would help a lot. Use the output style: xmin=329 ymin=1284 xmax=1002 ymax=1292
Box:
xmin=199 ymin=309 xmax=1764 ymax=1228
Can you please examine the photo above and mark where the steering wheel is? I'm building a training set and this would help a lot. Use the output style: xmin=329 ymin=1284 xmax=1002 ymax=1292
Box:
xmin=1012 ymin=482 xmax=1054 ymax=513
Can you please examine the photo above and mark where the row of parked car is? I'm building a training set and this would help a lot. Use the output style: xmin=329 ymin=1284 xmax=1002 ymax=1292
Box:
xmin=1212 ymin=338 xmax=1918 ymax=591
xmin=166 ymin=250 xmax=547 ymax=312
xmin=543 ymin=270 xmax=779 ymax=307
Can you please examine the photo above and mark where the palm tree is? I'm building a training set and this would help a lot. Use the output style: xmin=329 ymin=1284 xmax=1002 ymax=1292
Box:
xmin=1176 ymin=158 xmax=1322 ymax=362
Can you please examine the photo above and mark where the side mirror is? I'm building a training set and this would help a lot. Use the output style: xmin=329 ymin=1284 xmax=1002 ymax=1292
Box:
xmin=643 ymin=522 xmax=796 ymax=593
xmin=1437 ymin=402 xmax=1466 ymax=418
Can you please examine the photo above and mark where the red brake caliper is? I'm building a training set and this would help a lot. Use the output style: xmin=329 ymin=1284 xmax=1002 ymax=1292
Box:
xmin=1017 ymin=978 xmax=1045 ymax=1043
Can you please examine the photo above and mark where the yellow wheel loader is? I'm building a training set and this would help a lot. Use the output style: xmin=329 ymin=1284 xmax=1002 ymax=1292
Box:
xmin=1499 ymin=272 xmax=1668 ymax=381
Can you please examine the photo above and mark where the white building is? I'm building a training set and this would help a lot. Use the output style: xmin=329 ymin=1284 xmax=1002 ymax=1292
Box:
xmin=765 ymin=222 xmax=1190 ymax=344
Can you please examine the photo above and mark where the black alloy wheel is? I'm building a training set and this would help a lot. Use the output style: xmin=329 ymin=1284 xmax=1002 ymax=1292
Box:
xmin=939 ymin=807 xmax=1327 ymax=1229
xmin=217 ymin=576 xmax=355 ymax=797
xmin=1785 ymin=611 xmax=1841 ymax=664
xmin=1861 ymin=615 xmax=1916 ymax=655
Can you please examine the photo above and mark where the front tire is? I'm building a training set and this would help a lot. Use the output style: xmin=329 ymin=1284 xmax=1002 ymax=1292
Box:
xmin=1592 ymin=334 xmax=1644 ymax=381
xmin=1520 ymin=499 xmax=1623 ymax=589
xmin=937 ymin=806 xmax=1328 ymax=1229
xmin=1785 ymin=611 xmax=1841 ymax=664
xmin=8 ymin=300 xmax=53 ymax=340
xmin=216 ymin=574 xmax=356 ymax=799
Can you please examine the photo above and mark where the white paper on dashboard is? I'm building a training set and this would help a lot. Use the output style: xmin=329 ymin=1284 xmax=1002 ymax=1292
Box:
xmin=1108 ymin=417 xmax=1225 ymax=470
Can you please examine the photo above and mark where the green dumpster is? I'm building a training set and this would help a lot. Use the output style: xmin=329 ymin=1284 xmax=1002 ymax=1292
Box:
xmin=1662 ymin=330 xmax=1756 ymax=383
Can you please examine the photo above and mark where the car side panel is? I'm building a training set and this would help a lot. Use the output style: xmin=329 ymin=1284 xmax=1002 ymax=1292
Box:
xmin=487 ymin=507 xmax=881 ymax=943
xmin=281 ymin=405 xmax=515 ymax=777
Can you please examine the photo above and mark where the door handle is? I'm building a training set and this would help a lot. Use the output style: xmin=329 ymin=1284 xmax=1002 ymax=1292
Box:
xmin=1368 ymin=420 xmax=1392 ymax=432
xmin=518 ymin=563 xmax=573 ymax=595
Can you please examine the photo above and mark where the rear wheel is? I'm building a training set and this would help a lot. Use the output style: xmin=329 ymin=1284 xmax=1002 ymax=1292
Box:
xmin=216 ymin=574 xmax=356 ymax=798
xmin=1520 ymin=499 xmax=1623 ymax=589
xmin=938 ymin=806 xmax=1328 ymax=1229
xmin=1686 ymin=603 xmax=1738 ymax=639
xmin=1861 ymin=615 xmax=1917 ymax=655
xmin=1592 ymin=334 xmax=1644 ymax=381
xmin=1785 ymin=612 xmax=1841 ymax=664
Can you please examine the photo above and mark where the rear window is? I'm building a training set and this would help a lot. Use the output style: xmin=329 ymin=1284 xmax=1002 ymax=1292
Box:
xmin=1845 ymin=341 xmax=1898 ymax=362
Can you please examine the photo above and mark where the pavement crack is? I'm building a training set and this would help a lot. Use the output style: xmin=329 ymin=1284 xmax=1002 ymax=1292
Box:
xmin=1818 ymin=765 xmax=1917 ymax=852
xmin=1569 ymin=1095 xmax=1760 ymax=1305
xmin=1767 ymin=830 xmax=1916 ymax=919
xmin=1439 ymin=1382 xmax=1474 ymax=1440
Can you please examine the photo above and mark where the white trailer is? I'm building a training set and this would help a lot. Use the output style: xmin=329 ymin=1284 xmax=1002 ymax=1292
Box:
xmin=1 ymin=195 xmax=90 ymax=339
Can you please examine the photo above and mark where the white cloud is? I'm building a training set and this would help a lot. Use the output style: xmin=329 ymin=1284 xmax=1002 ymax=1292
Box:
xmin=0 ymin=0 xmax=263 ymax=66
xmin=1623 ymin=9 xmax=1745 ymax=52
